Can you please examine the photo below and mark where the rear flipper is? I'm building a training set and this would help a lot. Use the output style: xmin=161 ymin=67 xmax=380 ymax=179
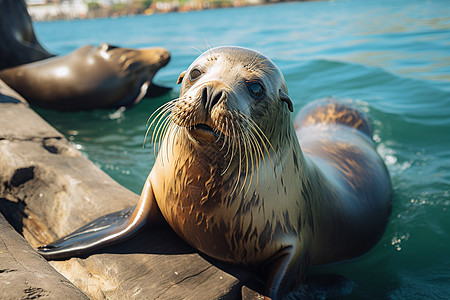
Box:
xmin=245 ymin=245 xmax=305 ymax=300
xmin=290 ymin=273 xmax=355 ymax=299
xmin=38 ymin=179 xmax=162 ymax=260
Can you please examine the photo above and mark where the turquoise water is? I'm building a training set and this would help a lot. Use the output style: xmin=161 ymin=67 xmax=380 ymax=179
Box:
xmin=33 ymin=0 xmax=450 ymax=298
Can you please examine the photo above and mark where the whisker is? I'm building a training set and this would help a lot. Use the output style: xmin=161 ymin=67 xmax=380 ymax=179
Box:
xmin=191 ymin=46 xmax=204 ymax=54
xmin=249 ymin=127 xmax=263 ymax=172
xmin=151 ymin=109 xmax=172 ymax=155
xmin=147 ymin=101 xmax=174 ymax=129
xmin=240 ymin=114 xmax=270 ymax=180
xmin=145 ymin=98 xmax=176 ymax=127
xmin=248 ymin=116 xmax=276 ymax=158
xmin=167 ymin=122 xmax=178 ymax=164
xmin=163 ymin=120 xmax=176 ymax=164
xmin=143 ymin=99 xmax=176 ymax=148
xmin=246 ymin=126 xmax=262 ymax=189
xmin=221 ymin=119 xmax=235 ymax=176
xmin=242 ymin=127 xmax=255 ymax=196
xmin=215 ymin=120 xmax=224 ymax=143
xmin=237 ymin=122 xmax=250 ymax=196
xmin=230 ymin=121 xmax=241 ymax=196
xmin=154 ymin=116 xmax=172 ymax=159
xmin=202 ymin=33 xmax=212 ymax=51
xmin=219 ymin=119 xmax=228 ymax=151
xmin=244 ymin=115 xmax=278 ymax=177
xmin=221 ymin=117 xmax=231 ymax=153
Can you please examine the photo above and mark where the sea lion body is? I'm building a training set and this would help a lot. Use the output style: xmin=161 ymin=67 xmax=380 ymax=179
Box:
xmin=150 ymin=48 xmax=391 ymax=269
xmin=0 ymin=44 xmax=170 ymax=110
xmin=38 ymin=47 xmax=392 ymax=299
xmin=294 ymin=99 xmax=392 ymax=265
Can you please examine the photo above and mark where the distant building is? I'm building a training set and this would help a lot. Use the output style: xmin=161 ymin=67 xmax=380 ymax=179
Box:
xmin=26 ymin=0 xmax=89 ymax=21
xmin=246 ymin=0 xmax=265 ymax=4
xmin=84 ymin=0 xmax=132 ymax=7
xmin=26 ymin=0 xmax=48 ymax=5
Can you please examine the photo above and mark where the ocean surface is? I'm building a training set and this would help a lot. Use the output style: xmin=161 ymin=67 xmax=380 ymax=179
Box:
xmin=33 ymin=0 xmax=450 ymax=298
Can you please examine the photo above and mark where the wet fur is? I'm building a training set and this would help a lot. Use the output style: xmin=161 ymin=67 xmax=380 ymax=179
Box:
xmin=38 ymin=47 xmax=391 ymax=299
xmin=148 ymin=48 xmax=391 ymax=297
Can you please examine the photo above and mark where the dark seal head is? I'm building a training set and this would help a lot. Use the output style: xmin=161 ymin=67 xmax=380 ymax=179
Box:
xmin=37 ymin=47 xmax=392 ymax=300
xmin=0 ymin=43 xmax=170 ymax=110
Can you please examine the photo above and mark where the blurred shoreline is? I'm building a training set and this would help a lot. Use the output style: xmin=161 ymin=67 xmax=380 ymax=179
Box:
xmin=27 ymin=0 xmax=314 ymax=22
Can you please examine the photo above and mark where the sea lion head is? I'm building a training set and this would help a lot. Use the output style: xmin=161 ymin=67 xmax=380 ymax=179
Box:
xmin=76 ymin=43 xmax=170 ymax=81
xmin=172 ymin=46 xmax=293 ymax=148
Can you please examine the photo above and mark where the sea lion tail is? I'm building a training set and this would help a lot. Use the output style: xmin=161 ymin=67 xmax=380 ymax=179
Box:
xmin=294 ymin=98 xmax=372 ymax=137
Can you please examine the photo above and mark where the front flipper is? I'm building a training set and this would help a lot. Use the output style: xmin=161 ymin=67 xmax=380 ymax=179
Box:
xmin=145 ymin=82 xmax=172 ymax=98
xmin=115 ymin=80 xmax=150 ymax=109
xmin=38 ymin=179 xmax=163 ymax=260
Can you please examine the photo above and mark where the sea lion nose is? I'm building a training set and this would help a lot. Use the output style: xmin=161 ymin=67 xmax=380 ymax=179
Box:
xmin=201 ymin=85 xmax=226 ymax=112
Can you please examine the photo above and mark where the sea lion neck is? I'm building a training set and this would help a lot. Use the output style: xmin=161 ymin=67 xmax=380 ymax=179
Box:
xmin=176 ymin=128 xmax=238 ymax=178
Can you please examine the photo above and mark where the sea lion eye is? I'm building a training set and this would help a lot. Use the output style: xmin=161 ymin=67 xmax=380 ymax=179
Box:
xmin=246 ymin=81 xmax=265 ymax=99
xmin=100 ymin=43 xmax=118 ymax=52
xmin=189 ymin=68 xmax=202 ymax=81
xmin=105 ymin=44 xmax=118 ymax=51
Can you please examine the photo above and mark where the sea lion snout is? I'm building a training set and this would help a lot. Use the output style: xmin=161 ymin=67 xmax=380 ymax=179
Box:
xmin=181 ymin=83 xmax=229 ymax=143
xmin=200 ymin=83 xmax=228 ymax=113
xmin=134 ymin=47 xmax=171 ymax=68
xmin=152 ymin=47 xmax=171 ymax=66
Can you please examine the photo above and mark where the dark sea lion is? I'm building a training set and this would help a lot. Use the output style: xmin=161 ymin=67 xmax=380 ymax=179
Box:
xmin=37 ymin=46 xmax=392 ymax=299
xmin=0 ymin=0 xmax=54 ymax=70
xmin=0 ymin=43 xmax=170 ymax=111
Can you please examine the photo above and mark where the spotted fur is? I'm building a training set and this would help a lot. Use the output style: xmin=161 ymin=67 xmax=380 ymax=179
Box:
xmin=148 ymin=47 xmax=391 ymax=299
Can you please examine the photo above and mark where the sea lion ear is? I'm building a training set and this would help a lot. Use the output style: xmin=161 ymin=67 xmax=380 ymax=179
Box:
xmin=177 ymin=71 xmax=187 ymax=84
xmin=279 ymin=89 xmax=293 ymax=112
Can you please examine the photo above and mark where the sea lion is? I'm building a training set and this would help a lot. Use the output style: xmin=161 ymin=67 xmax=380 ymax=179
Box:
xmin=0 ymin=43 xmax=170 ymax=111
xmin=37 ymin=46 xmax=392 ymax=299
xmin=0 ymin=0 xmax=54 ymax=70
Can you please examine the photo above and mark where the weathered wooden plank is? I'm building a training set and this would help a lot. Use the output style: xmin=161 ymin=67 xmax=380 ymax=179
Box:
xmin=0 ymin=213 xmax=88 ymax=300
xmin=0 ymin=79 xmax=256 ymax=299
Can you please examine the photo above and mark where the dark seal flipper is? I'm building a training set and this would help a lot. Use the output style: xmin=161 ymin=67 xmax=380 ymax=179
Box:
xmin=0 ymin=0 xmax=54 ymax=70
xmin=115 ymin=80 xmax=150 ymax=109
xmin=145 ymin=83 xmax=172 ymax=98
xmin=38 ymin=207 xmax=137 ymax=260
xmin=115 ymin=81 xmax=172 ymax=109
xmin=38 ymin=179 xmax=164 ymax=260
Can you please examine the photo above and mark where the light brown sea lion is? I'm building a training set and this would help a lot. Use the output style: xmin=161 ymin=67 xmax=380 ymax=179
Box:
xmin=0 ymin=43 xmax=170 ymax=111
xmin=37 ymin=46 xmax=392 ymax=299
xmin=0 ymin=0 xmax=54 ymax=70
